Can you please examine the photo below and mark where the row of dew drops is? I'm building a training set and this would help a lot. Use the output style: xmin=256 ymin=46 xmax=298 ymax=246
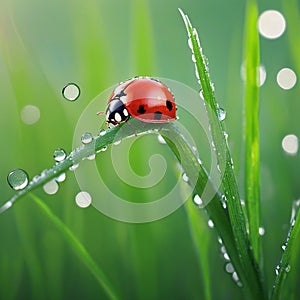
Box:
xmin=7 ymin=83 xmax=88 ymax=209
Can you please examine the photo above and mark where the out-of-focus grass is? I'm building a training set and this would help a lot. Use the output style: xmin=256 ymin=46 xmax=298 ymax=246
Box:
xmin=0 ymin=0 xmax=299 ymax=299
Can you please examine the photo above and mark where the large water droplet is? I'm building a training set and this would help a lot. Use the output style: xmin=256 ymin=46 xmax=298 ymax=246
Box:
xmin=81 ymin=132 xmax=93 ymax=144
xmin=218 ymin=108 xmax=226 ymax=121
xmin=7 ymin=169 xmax=29 ymax=190
xmin=62 ymin=83 xmax=80 ymax=101
xmin=53 ymin=148 xmax=67 ymax=162
xmin=43 ymin=180 xmax=59 ymax=195
xmin=75 ymin=191 xmax=92 ymax=208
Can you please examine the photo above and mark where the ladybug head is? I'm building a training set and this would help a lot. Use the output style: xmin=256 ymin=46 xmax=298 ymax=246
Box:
xmin=105 ymin=98 xmax=130 ymax=126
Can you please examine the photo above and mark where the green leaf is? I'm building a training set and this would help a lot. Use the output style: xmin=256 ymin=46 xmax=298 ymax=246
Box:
xmin=271 ymin=201 xmax=300 ymax=300
xmin=179 ymin=7 xmax=265 ymax=299
xmin=243 ymin=0 xmax=261 ymax=264
xmin=31 ymin=194 xmax=119 ymax=300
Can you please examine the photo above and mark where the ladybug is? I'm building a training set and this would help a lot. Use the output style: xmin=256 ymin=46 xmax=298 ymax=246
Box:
xmin=101 ymin=77 xmax=177 ymax=126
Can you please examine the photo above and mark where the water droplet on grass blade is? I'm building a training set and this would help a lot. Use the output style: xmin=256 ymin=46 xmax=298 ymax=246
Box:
xmin=43 ymin=180 xmax=59 ymax=195
xmin=53 ymin=148 xmax=67 ymax=162
xmin=217 ymin=108 xmax=226 ymax=121
xmin=193 ymin=194 xmax=203 ymax=206
xmin=208 ymin=219 xmax=214 ymax=228
xmin=285 ymin=265 xmax=291 ymax=273
xmin=81 ymin=132 xmax=93 ymax=144
xmin=7 ymin=169 xmax=29 ymax=190
xmin=56 ymin=173 xmax=66 ymax=183
xmin=182 ymin=173 xmax=189 ymax=182
xmin=62 ymin=83 xmax=80 ymax=101
xmin=88 ymin=154 xmax=96 ymax=160
xmin=225 ymin=263 xmax=234 ymax=273
xmin=75 ymin=191 xmax=92 ymax=208
xmin=157 ymin=135 xmax=166 ymax=144
xmin=99 ymin=129 xmax=107 ymax=136
xmin=69 ymin=163 xmax=79 ymax=171
xmin=259 ymin=227 xmax=265 ymax=236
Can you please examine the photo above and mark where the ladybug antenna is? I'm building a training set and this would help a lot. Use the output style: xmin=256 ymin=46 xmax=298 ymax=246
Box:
xmin=96 ymin=111 xmax=105 ymax=116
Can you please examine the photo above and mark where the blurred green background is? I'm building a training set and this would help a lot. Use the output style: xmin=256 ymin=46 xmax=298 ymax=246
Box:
xmin=0 ymin=0 xmax=299 ymax=299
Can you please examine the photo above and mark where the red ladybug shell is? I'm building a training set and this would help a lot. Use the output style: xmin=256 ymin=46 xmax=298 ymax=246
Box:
xmin=106 ymin=77 xmax=176 ymax=125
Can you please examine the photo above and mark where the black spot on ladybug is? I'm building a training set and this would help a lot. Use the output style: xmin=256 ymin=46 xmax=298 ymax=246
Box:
xmin=166 ymin=100 xmax=173 ymax=111
xmin=154 ymin=111 xmax=162 ymax=120
xmin=137 ymin=105 xmax=146 ymax=114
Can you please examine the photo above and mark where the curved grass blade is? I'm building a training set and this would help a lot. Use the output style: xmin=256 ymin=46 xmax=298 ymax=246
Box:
xmin=179 ymin=7 xmax=265 ymax=299
xmin=243 ymin=0 xmax=261 ymax=265
xmin=31 ymin=194 xmax=119 ymax=300
xmin=271 ymin=201 xmax=300 ymax=300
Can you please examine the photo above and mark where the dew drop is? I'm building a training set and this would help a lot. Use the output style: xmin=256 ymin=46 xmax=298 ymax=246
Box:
xmin=101 ymin=146 xmax=108 ymax=152
xmin=224 ymin=252 xmax=230 ymax=261
xmin=75 ymin=191 xmax=92 ymax=208
xmin=53 ymin=148 xmax=67 ymax=162
xmin=225 ymin=263 xmax=234 ymax=273
xmin=188 ymin=38 xmax=193 ymax=50
xmin=43 ymin=180 xmax=59 ymax=195
xmin=69 ymin=163 xmax=79 ymax=171
xmin=275 ymin=265 xmax=280 ymax=276
xmin=217 ymin=237 xmax=223 ymax=245
xmin=113 ymin=140 xmax=122 ymax=146
xmin=62 ymin=83 xmax=80 ymax=101
xmin=99 ymin=129 xmax=107 ymax=136
xmin=55 ymin=173 xmax=66 ymax=183
xmin=285 ymin=265 xmax=291 ymax=273
xmin=220 ymin=246 xmax=226 ymax=254
xmin=281 ymin=243 xmax=287 ymax=251
xmin=193 ymin=194 xmax=203 ymax=206
xmin=191 ymin=54 xmax=196 ymax=63
xmin=182 ymin=173 xmax=189 ymax=182
xmin=232 ymin=272 xmax=239 ymax=282
xmin=217 ymin=107 xmax=226 ymax=121
xmin=7 ymin=169 xmax=29 ymax=190
xmin=259 ymin=227 xmax=265 ymax=236
xmin=157 ymin=135 xmax=166 ymax=144
xmin=81 ymin=132 xmax=93 ymax=144
xmin=88 ymin=154 xmax=96 ymax=160
xmin=208 ymin=219 xmax=214 ymax=228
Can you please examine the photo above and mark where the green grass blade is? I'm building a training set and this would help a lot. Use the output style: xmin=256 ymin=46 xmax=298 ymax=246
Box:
xmin=130 ymin=0 xmax=156 ymax=75
xmin=271 ymin=201 xmax=300 ymax=300
xmin=243 ymin=0 xmax=261 ymax=264
xmin=30 ymin=194 xmax=119 ymax=300
xmin=179 ymin=8 xmax=265 ymax=299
